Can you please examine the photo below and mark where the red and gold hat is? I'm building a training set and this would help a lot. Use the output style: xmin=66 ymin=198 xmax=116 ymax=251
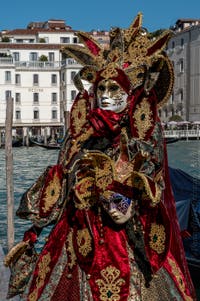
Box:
xmin=61 ymin=13 xmax=174 ymax=108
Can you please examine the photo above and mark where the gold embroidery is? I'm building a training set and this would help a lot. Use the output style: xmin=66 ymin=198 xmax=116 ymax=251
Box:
xmin=64 ymin=127 xmax=94 ymax=172
xmin=29 ymin=252 xmax=51 ymax=301
xmin=66 ymin=229 xmax=77 ymax=269
xmin=84 ymin=151 xmax=115 ymax=192
xmin=42 ymin=174 xmax=61 ymax=213
xmin=71 ymin=98 xmax=87 ymax=136
xmin=168 ymin=258 xmax=193 ymax=301
xmin=132 ymin=171 xmax=161 ymax=206
xmin=101 ymin=62 xmax=118 ymax=79
xmin=149 ymin=223 xmax=166 ymax=254
xmin=74 ymin=176 xmax=95 ymax=209
xmin=133 ymin=98 xmax=153 ymax=140
xmin=115 ymin=128 xmax=133 ymax=182
xmin=96 ymin=265 xmax=125 ymax=301
xmin=77 ymin=228 xmax=92 ymax=257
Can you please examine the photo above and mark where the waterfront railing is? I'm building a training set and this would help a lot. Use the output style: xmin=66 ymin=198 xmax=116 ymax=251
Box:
xmin=164 ymin=129 xmax=200 ymax=140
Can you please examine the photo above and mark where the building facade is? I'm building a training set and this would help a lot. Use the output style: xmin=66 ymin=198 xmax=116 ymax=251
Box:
xmin=161 ymin=19 xmax=200 ymax=122
xmin=1 ymin=17 xmax=200 ymax=142
xmin=0 ymin=20 xmax=109 ymax=141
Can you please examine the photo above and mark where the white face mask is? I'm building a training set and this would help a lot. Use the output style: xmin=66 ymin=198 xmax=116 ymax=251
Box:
xmin=96 ymin=79 xmax=128 ymax=113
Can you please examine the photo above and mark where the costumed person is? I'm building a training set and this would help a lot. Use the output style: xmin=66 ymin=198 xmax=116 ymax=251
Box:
xmin=4 ymin=12 xmax=196 ymax=301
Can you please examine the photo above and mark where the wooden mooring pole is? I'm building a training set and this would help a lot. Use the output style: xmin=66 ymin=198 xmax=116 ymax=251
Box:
xmin=5 ymin=95 xmax=14 ymax=250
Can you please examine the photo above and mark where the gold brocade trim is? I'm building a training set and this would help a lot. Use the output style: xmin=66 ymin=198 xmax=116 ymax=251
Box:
xmin=168 ymin=258 xmax=193 ymax=301
xmin=96 ymin=265 xmax=125 ymax=301
xmin=133 ymin=171 xmax=161 ymax=206
xmin=42 ymin=174 xmax=61 ymax=213
xmin=71 ymin=98 xmax=87 ymax=136
xmin=74 ymin=176 xmax=95 ymax=209
xmin=84 ymin=151 xmax=115 ymax=192
xmin=4 ymin=240 xmax=29 ymax=267
xmin=149 ymin=223 xmax=166 ymax=254
xmin=64 ymin=127 xmax=94 ymax=172
xmin=133 ymin=98 xmax=153 ymax=140
xmin=100 ymin=62 xmax=119 ymax=79
xmin=77 ymin=228 xmax=92 ymax=257
xmin=66 ymin=229 xmax=76 ymax=269
xmin=29 ymin=252 xmax=51 ymax=301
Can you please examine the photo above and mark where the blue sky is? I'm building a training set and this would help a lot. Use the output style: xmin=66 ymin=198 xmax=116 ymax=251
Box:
xmin=0 ymin=0 xmax=199 ymax=32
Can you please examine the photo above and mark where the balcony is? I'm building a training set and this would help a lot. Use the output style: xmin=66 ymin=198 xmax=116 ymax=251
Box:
xmin=0 ymin=57 xmax=14 ymax=65
xmin=15 ymin=61 xmax=61 ymax=70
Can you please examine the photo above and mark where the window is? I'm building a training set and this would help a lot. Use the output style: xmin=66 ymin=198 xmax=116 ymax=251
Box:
xmin=180 ymin=59 xmax=184 ymax=73
xmin=15 ymin=109 xmax=21 ymax=120
xmin=172 ymin=41 xmax=175 ymax=49
xmin=51 ymin=74 xmax=57 ymax=85
xmin=71 ymin=90 xmax=76 ymax=101
xmin=30 ymin=52 xmax=38 ymax=61
xmin=5 ymin=90 xmax=12 ymax=100
xmin=62 ymin=91 xmax=66 ymax=101
xmin=33 ymin=108 xmax=39 ymax=120
xmin=51 ymin=93 xmax=57 ymax=104
xmin=15 ymin=74 xmax=21 ymax=85
xmin=71 ymin=71 xmax=76 ymax=81
xmin=48 ymin=52 xmax=55 ymax=62
xmin=13 ymin=52 xmax=20 ymax=61
xmin=180 ymin=89 xmax=183 ymax=102
xmin=181 ymin=38 xmax=184 ymax=47
xmin=5 ymin=71 xmax=11 ymax=83
xmin=52 ymin=108 xmax=57 ymax=119
xmin=33 ymin=74 xmax=39 ymax=85
xmin=73 ymin=37 xmax=78 ymax=43
xmin=61 ymin=72 xmax=65 ymax=82
xmin=33 ymin=93 xmax=39 ymax=104
xmin=171 ymin=92 xmax=174 ymax=103
xmin=60 ymin=37 xmax=70 ymax=43
xmin=15 ymin=93 xmax=21 ymax=104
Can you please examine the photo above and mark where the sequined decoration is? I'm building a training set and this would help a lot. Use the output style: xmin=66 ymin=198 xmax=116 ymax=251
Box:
xmin=96 ymin=265 xmax=125 ymax=301
xmin=77 ymin=228 xmax=92 ymax=257
xmin=149 ymin=223 xmax=166 ymax=254
xmin=42 ymin=174 xmax=61 ymax=213
xmin=28 ymin=252 xmax=51 ymax=301
xmin=133 ymin=98 xmax=153 ymax=140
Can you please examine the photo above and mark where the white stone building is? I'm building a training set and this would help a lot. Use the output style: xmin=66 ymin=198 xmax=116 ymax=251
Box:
xmin=162 ymin=18 xmax=200 ymax=122
xmin=0 ymin=20 xmax=94 ymax=141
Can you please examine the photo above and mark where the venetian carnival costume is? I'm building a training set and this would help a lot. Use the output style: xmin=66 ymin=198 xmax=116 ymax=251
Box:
xmin=4 ymin=13 xmax=196 ymax=301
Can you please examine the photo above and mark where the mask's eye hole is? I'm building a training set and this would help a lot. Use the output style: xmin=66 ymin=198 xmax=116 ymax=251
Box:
xmin=98 ymin=85 xmax=105 ymax=91
xmin=109 ymin=85 xmax=119 ymax=92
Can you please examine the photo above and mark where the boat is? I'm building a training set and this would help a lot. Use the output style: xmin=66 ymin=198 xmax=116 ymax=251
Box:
xmin=29 ymin=139 xmax=61 ymax=149
xmin=0 ymin=137 xmax=23 ymax=148
xmin=165 ymin=137 xmax=179 ymax=144
xmin=169 ymin=166 xmax=200 ymax=288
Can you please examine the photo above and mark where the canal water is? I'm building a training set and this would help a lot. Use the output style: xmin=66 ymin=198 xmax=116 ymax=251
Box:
xmin=0 ymin=140 xmax=200 ymax=251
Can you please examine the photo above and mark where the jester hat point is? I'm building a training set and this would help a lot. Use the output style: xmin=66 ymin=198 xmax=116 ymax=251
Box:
xmin=61 ymin=12 xmax=174 ymax=108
